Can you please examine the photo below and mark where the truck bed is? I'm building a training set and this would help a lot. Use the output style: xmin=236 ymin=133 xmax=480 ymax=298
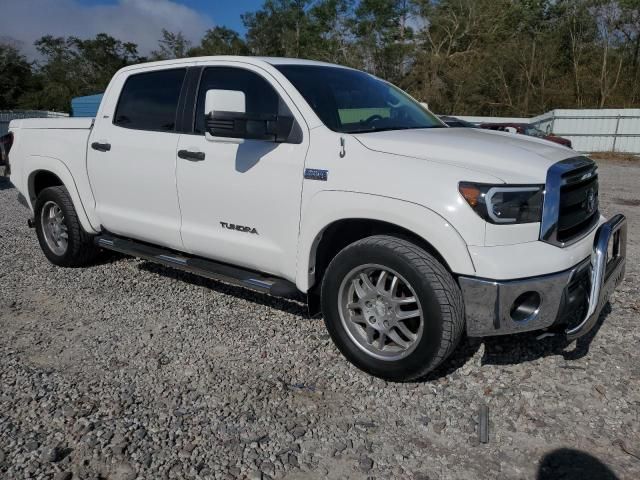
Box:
xmin=10 ymin=117 xmax=94 ymax=130
xmin=8 ymin=117 xmax=97 ymax=229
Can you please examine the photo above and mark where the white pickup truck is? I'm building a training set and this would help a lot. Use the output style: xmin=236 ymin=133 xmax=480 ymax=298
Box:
xmin=2 ymin=57 xmax=627 ymax=381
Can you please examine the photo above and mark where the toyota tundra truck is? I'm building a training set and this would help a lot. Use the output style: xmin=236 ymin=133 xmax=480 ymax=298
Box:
xmin=2 ymin=57 xmax=627 ymax=381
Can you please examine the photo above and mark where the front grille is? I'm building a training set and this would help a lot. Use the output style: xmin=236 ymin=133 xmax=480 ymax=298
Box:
xmin=557 ymin=164 xmax=599 ymax=243
xmin=540 ymin=156 xmax=600 ymax=247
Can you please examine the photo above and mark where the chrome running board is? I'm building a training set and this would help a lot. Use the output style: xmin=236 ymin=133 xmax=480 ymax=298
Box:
xmin=95 ymin=233 xmax=300 ymax=299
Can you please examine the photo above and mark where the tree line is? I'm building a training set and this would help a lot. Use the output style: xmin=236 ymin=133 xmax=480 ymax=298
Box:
xmin=1 ymin=0 xmax=639 ymax=116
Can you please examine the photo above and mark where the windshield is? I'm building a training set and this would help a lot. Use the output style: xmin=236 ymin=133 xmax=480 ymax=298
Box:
xmin=275 ymin=65 xmax=444 ymax=134
xmin=524 ymin=126 xmax=545 ymax=137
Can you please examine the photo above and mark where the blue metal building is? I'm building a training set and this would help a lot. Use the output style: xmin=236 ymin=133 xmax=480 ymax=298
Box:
xmin=71 ymin=94 xmax=104 ymax=117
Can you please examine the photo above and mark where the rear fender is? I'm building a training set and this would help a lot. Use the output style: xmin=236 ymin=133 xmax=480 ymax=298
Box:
xmin=25 ymin=155 xmax=98 ymax=234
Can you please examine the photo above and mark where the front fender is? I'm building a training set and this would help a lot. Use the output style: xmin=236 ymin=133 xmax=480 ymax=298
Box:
xmin=296 ymin=190 xmax=475 ymax=291
xmin=25 ymin=155 xmax=98 ymax=234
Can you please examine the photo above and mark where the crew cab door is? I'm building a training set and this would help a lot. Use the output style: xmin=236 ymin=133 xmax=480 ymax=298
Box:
xmin=175 ymin=64 xmax=308 ymax=277
xmin=87 ymin=66 xmax=191 ymax=250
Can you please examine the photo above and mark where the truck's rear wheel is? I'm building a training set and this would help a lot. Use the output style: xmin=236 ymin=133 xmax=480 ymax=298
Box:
xmin=34 ymin=186 xmax=99 ymax=267
xmin=321 ymin=235 xmax=464 ymax=381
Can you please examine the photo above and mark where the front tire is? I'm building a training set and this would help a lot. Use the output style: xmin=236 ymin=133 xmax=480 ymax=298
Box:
xmin=321 ymin=235 xmax=464 ymax=381
xmin=34 ymin=186 xmax=99 ymax=267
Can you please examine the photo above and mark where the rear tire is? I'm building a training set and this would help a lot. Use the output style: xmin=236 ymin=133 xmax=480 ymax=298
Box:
xmin=321 ymin=235 xmax=464 ymax=381
xmin=34 ymin=186 xmax=99 ymax=267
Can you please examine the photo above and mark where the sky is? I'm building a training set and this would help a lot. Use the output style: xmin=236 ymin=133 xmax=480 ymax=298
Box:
xmin=0 ymin=0 xmax=265 ymax=59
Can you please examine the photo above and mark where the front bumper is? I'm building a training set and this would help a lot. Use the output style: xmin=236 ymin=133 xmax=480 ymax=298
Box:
xmin=460 ymin=214 xmax=627 ymax=339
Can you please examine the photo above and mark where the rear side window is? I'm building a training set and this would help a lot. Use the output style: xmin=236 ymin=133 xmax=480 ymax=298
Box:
xmin=194 ymin=67 xmax=282 ymax=134
xmin=114 ymin=69 xmax=186 ymax=132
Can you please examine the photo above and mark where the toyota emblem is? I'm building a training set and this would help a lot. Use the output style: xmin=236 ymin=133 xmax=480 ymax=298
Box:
xmin=586 ymin=188 xmax=597 ymax=214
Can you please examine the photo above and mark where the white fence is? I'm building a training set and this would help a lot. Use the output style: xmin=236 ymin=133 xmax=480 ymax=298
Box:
xmin=530 ymin=109 xmax=640 ymax=154
xmin=0 ymin=111 xmax=68 ymax=135
xmin=458 ymin=108 xmax=640 ymax=154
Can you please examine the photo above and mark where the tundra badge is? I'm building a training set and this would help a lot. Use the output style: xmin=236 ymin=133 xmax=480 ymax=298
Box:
xmin=220 ymin=222 xmax=259 ymax=235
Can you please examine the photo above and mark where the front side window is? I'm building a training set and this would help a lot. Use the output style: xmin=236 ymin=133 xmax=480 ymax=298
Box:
xmin=275 ymin=65 xmax=443 ymax=134
xmin=194 ymin=67 xmax=283 ymax=134
xmin=114 ymin=69 xmax=186 ymax=132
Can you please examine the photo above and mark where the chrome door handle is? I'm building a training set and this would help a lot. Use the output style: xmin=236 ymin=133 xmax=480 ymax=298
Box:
xmin=178 ymin=150 xmax=205 ymax=161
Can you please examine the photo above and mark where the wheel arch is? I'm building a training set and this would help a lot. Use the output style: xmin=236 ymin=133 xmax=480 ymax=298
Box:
xmin=296 ymin=191 xmax=476 ymax=294
xmin=313 ymin=218 xmax=451 ymax=284
xmin=29 ymin=170 xmax=64 ymax=201
xmin=25 ymin=157 xmax=97 ymax=234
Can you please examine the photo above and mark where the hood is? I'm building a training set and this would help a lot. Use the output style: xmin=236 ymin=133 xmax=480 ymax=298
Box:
xmin=353 ymin=127 xmax=576 ymax=183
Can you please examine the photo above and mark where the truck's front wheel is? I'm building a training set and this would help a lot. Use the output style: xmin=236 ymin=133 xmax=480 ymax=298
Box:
xmin=321 ymin=235 xmax=464 ymax=381
xmin=34 ymin=186 xmax=99 ymax=267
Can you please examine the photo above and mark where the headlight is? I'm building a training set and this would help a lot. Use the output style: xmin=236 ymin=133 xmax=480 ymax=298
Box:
xmin=459 ymin=182 xmax=544 ymax=224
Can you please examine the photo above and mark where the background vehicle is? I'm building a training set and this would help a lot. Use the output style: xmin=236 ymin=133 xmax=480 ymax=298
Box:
xmin=4 ymin=57 xmax=625 ymax=381
xmin=0 ymin=132 xmax=13 ymax=169
xmin=439 ymin=115 xmax=477 ymax=128
xmin=480 ymin=122 xmax=572 ymax=148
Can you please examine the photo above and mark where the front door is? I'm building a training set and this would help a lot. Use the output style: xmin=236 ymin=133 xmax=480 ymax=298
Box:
xmin=175 ymin=64 xmax=308 ymax=278
xmin=88 ymin=67 xmax=189 ymax=250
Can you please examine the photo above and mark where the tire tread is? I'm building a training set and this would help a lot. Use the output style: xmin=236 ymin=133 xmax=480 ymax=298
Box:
xmin=35 ymin=186 xmax=99 ymax=267
xmin=323 ymin=235 xmax=465 ymax=381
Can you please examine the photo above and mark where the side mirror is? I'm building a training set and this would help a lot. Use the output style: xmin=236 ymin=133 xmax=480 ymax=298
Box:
xmin=204 ymin=89 xmax=294 ymax=143
xmin=205 ymin=89 xmax=246 ymax=116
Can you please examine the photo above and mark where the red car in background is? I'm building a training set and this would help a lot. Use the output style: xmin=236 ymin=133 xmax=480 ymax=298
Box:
xmin=480 ymin=123 xmax=572 ymax=149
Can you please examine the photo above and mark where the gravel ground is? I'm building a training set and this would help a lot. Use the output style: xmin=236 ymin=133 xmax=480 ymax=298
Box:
xmin=1 ymin=159 xmax=639 ymax=480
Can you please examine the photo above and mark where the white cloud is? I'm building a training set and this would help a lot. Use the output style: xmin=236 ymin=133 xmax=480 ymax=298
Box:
xmin=0 ymin=0 xmax=213 ymax=60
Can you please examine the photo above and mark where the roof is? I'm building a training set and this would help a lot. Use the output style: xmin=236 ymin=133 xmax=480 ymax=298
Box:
xmin=117 ymin=56 xmax=348 ymax=75
xmin=256 ymin=57 xmax=346 ymax=67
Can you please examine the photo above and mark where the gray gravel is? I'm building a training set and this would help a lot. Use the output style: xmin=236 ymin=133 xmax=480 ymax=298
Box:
xmin=1 ymin=159 xmax=639 ymax=480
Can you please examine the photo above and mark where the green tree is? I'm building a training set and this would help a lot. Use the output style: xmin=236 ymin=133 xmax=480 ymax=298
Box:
xmin=12 ymin=0 xmax=640 ymax=115
xmin=0 ymin=42 xmax=35 ymax=110
xmin=21 ymin=34 xmax=142 ymax=112
xmin=306 ymin=0 xmax=356 ymax=63
xmin=616 ymin=0 xmax=640 ymax=103
xmin=407 ymin=0 xmax=515 ymax=114
xmin=188 ymin=26 xmax=247 ymax=56
xmin=151 ymin=29 xmax=192 ymax=60
xmin=243 ymin=0 xmax=316 ymax=57
xmin=550 ymin=0 xmax=599 ymax=107
xmin=350 ymin=0 xmax=415 ymax=83
xmin=243 ymin=0 xmax=357 ymax=62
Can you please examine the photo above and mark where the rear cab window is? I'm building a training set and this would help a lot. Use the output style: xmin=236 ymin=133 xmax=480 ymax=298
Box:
xmin=114 ymin=69 xmax=186 ymax=132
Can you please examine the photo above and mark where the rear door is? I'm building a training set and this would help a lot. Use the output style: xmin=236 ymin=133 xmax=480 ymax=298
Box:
xmin=87 ymin=66 xmax=190 ymax=250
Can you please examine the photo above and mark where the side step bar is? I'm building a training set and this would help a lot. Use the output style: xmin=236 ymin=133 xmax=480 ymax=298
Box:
xmin=95 ymin=234 xmax=301 ymax=300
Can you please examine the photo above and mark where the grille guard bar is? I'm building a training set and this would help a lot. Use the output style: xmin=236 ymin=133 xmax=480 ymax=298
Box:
xmin=540 ymin=156 xmax=599 ymax=248
xmin=565 ymin=213 xmax=627 ymax=340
